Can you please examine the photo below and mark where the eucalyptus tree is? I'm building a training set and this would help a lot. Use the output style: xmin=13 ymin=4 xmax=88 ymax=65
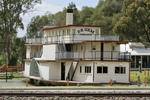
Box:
xmin=27 ymin=12 xmax=55 ymax=38
xmin=114 ymin=0 xmax=150 ymax=44
xmin=0 ymin=0 xmax=41 ymax=65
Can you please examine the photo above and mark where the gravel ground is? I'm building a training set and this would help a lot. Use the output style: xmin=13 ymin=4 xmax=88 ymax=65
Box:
xmin=0 ymin=96 xmax=150 ymax=100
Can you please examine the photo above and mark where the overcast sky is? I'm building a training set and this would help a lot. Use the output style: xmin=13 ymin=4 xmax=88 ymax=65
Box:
xmin=17 ymin=0 xmax=99 ymax=37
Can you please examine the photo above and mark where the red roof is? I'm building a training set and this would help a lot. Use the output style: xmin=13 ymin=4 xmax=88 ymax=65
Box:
xmin=40 ymin=25 xmax=104 ymax=30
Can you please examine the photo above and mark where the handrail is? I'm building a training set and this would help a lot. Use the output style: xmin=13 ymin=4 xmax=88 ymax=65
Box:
xmin=26 ymin=34 xmax=119 ymax=44
xmin=66 ymin=62 xmax=73 ymax=80
xmin=56 ymin=51 xmax=131 ymax=61
xmin=71 ymin=62 xmax=79 ymax=81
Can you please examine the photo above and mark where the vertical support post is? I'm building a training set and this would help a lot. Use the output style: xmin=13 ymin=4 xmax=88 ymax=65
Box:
xmin=137 ymin=75 xmax=140 ymax=87
xmin=135 ymin=56 xmax=136 ymax=68
xmin=111 ymin=51 xmax=113 ymax=60
xmin=6 ymin=69 xmax=7 ymax=82
xmin=144 ymin=70 xmax=146 ymax=75
xmin=141 ymin=56 xmax=143 ymax=69
xmin=110 ymin=79 xmax=112 ymax=86
xmin=145 ymin=80 xmax=147 ymax=87
xmin=91 ymin=42 xmax=93 ymax=60
xmin=67 ymin=79 xmax=69 ymax=86
xmin=26 ymin=78 xmax=28 ymax=87
xmin=139 ymin=65 xmax=141 ymax=73
xmin=148 ymin=70 xmax=149 ymax=76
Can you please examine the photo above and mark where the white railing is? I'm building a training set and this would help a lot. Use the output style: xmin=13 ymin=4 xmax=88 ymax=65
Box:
xmin=26 ymin=34 xmax=119 ymax=44
xmin=30 ymin=52 xmax=42 ymax=59
xmin=56 ymin=51 xmax=131 ymax=61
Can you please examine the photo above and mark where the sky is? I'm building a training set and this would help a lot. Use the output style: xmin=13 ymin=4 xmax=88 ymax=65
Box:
xmin=17 ymin=0 xmax=100 ymax=37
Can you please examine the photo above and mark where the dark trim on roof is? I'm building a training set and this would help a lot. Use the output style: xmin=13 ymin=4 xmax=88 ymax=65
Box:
xmin=25 ymin=44 xmax=43 ymax=46
xmin=42 ymin=25 xmax=104 ymax=30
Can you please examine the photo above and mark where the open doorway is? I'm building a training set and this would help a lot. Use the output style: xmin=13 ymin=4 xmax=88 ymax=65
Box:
xmin=61 ymin=62 xmax=65 ymax=80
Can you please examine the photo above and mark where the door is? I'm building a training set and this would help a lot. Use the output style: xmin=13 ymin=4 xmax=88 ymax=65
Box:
xmin=61 ymin=62 xmax=65 ymax=80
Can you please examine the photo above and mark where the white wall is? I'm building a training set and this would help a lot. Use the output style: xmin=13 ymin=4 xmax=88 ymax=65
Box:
xmin=120 ymin=43 xmax=150 ymax=56
xmin=38 ymin=62 xmax=50 ymax=80
xmin=94 ymin=62 xmax=129 ymax=83
xmin=72 ymin=62 xmax=93 ymax=82
xmin=66 ymin=61 xmax=130 ymax=83
xmin=41 ymin=44 xmax=56 ymax=60
xmin=26 ymin=46 xmax=31 ymax=59
xmin=24 ymin=62 xmax=30 ymax=76
xmin=49 ymin=62 xmax=61 ymax=80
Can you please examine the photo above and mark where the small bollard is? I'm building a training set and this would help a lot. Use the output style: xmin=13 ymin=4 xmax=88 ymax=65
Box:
xmin=110 ymin=79 xmax=112 ymax=86
xmin=26 ymin=78 xmax=28 ymax=87
xmin=137 ymin=75 xmax=140 ymax=87
xmin=145 ymin=80 xmax=147 ymax=87
xmin=139 ymin=65 xmax=141 ymax=73
xmin=144 ymin=70 xmax=146 ymax=75
xmin=148 ymin=70 xmax=149 ymax=76
xmin=77 ymin=83 xmax=80 ymax=87
xmin=67 ymin=79 xmax=69 ymax=86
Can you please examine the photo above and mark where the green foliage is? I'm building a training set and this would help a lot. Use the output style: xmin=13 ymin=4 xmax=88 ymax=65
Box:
xmin=27 ymin=12 xmax=54 ymax=37
xmin=11 ymin=37 xmax=26 ymax=66
xmin=27 ymin=1 xmax=124 ymax=37
xmin=0 ymin=55 xmax=5 ymax=66
xmin=114 ymin=0 xmax=150 ymax=44
xmin=0 ymin=0 xmax=41 ymax=65
xmin=130 ymin=71 xmax=150 ymax=83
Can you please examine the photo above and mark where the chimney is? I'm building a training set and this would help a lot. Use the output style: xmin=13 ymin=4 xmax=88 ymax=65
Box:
xmin=66 ymin=9 xmax=73 ymax=25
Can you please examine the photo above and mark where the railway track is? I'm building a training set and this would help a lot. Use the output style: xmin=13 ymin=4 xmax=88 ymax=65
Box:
xmin=0 ymin=90 xmax=150 ymax=97
xmin=0 ymin=93 xmax=150 ymax=97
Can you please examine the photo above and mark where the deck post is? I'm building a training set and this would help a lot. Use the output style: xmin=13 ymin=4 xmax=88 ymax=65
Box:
xmin=6 ymin=69 xmax=7 ymax=82
xmin=145 ymin=80 xmax=147 ymax=87
xmin=26 ymin=78 xmax=28 ymax=87
xmin=139 ymin=65 xmax=141 ymax=73
xmin=67 ymin=79 xmax=69 ymax=86
xmin=110 ymin=79 xmax=112 ymax=86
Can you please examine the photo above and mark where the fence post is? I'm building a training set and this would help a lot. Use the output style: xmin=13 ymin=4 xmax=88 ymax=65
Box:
xmin=148 ymin=70 xmax=149 ymax=76
xmin=26 ymin=78 xmax=28 ymax=87
xmin=110 ymin=79 xmax=112 ymax=86
xmin=145 ymin=80 xmax=147 ymax=87
xmin=6 ymin=69 xmax=7 ymax=82
xmin=139 ymin=65 xmax=141 ymax=73
xmin=144 ymin=70 xmax=146 ymax=75
xmin=67 ymin=79 xmax=69 ymax=86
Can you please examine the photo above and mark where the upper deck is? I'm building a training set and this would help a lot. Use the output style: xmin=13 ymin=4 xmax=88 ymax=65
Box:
xmin=26 ymin=25 xmax=121 ymax=44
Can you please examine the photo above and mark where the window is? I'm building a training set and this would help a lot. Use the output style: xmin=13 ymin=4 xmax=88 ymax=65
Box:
xmin=63 ymin=30 xmax=66 ymax=35
xmin=55 ymin=31 xmax=57 ymax=35
xmin=72 ymin=29 xmax=76 ymax=35
xmin=97 ymin=66 xmax=108 ymax=73
xmin=80 ymin=66 xmax=82 ymax=73
xmin=85 ymin=66 xmax=91 ymax=73
xmin=76 ymin=46 xmax=78 ymax=51
xmin=115 ymin=67 xmax=126 ymax=74
xmin=67 ymin=29 xmax=70 ymax=35
xmin=112 ymin=46 xmax=115 ymax=51
xmin=92 ymin=45 xmax=96 ymax=51
xmin=81 ymin=46 xmax=83 ymax=51
xmin=96 ymin=29 xmax=99 ymax=35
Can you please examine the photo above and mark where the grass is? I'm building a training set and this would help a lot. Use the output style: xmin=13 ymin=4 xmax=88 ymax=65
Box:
xmin=0 ymin=72 xmax=25 ymax=78
xmin=130 ymin=71 xmax=150 ymax=83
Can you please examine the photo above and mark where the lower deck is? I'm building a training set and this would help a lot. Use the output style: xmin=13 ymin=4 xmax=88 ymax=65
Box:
xmin=24 ymin=60 xmax=130 ymax=84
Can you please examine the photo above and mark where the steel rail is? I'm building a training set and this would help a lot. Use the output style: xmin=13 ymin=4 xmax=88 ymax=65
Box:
xmin=0 ymin=92 xmax=150 ymax=97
